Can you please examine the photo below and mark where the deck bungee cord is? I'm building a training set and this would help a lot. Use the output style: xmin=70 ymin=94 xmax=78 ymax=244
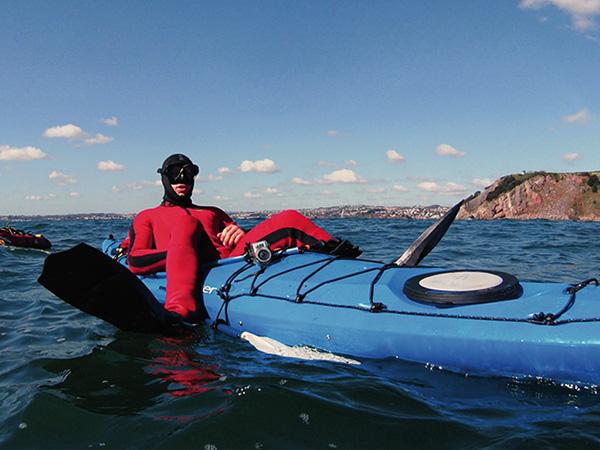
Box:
xmin=528 ymin=278 xmax=599 ymax=324
xmin=209 ymin=251 xmax=600 ymax=329
xmin=211 ymin=249 xmax=336 ymax=327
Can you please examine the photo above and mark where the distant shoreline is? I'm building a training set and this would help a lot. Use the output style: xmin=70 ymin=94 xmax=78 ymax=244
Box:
xmin=2 ymin=203 xmax=600 ymax=221
xmin=1 ymin=205 xmax=449 ymax=221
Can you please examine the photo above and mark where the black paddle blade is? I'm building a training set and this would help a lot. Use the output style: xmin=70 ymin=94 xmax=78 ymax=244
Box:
xmin=38 ymin=243 xmax=187 ymax=336
xmin=394 ymin=199 xmax=464 ymax=267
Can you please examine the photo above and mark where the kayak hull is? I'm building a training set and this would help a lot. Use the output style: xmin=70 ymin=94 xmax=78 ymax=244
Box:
xmin=101 ymin=240 xmax=600 ymax=385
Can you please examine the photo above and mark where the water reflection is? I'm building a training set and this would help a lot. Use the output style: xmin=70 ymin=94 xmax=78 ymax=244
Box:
xmin=147 ymin=337 xmax=222 ymax=398
xmin=43 ymin=332 xmax=226 ymax=417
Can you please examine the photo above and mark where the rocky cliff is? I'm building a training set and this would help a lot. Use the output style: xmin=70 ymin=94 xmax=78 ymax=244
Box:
xmin=458 ymin=171 xmax=600 ymax=221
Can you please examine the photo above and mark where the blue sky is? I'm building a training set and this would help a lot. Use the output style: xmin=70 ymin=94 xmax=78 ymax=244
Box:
xmin=1 ymin=0 xmax=599 ymax=214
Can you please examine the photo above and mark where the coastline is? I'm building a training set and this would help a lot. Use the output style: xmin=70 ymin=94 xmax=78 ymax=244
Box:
xmin=2 ymin=203 xmax=600 ymax=221
xmin=0 ymin=205 xmax=449 ymax=221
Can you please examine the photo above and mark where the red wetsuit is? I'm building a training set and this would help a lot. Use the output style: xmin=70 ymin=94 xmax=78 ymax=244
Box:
xmin=127 ymin=203 xmax=332 ymax=320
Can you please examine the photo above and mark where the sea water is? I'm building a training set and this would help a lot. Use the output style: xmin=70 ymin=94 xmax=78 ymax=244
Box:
xmin=1 ymin=218 xmax=600 ymax=449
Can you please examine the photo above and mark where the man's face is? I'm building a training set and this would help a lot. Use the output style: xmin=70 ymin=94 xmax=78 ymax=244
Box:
xmin=163 ymin=163 xmax=198 ymax=197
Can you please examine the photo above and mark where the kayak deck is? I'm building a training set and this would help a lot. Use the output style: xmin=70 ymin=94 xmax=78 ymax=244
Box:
xmin=126 ymin=247 xmax=600 ymax=384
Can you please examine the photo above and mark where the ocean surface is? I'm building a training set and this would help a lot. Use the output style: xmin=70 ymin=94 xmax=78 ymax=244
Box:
xmin=2 ymin=217 xmax=600 ymax=449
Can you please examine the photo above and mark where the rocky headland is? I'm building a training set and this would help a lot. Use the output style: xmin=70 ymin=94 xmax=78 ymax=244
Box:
xmin=458 ymin=171 xmax=600 ymax=221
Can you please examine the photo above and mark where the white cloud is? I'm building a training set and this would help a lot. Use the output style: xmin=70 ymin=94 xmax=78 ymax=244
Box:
xmin=101 ymin=116 xmax=118 ymax=126
xmin=97 ymin=160 xmax=125 ymax=171
xmin=435 ymin=144 xmax=466 ymax=157
xmin=25 ymin=193 xmax=56 ymax=201
xmin=318 ymin=160 xmax=336 ymax=168
xmin=573 ymin=13 xmax=596 ymax=29
xmin=197 ymin=173 xmax=223 ymax=182
xmin=386 ymin=149 xmax=406 ymax=163
xmin=418 ymin=181 xmax=441 ymax=192
xmin=417 ymin=181 xmax=467 ymax=195
xmin=49 ymin=170 xmax=77 ymax=185
xmin=563 ymin=108 xmax=590 ymax=123
xmin=472 ymin=178 xmax=493 ymax=188
xmin=346 ymin=159 xmax=357 ymax=166
xmin=43 ymin=124 xmax=86 ymax=139
xmin=85 ymin=134 xmax=113 ymax=145
xmin=214 ymin=195 xmax=230 ymax=201
xmin=218 ymin=167 xmax=232 ymax=175
xmin=322 ymin=169 xmax=366 ymax=184
xmin=69 ymin=192 xmax=80 ymax=197
xmin=393 ymin=184 xmax=409 ymax=192
xmin=193 ymin=188 xmax=203 ymax=195
xmin=0 ymin=145 xmax=47 ymax=161
xmin=326 ymin=130 xmax=339 ymax=137
xmin=124 ymin=183 xmax=145 ymax=191
xmin=519 ymin=0 xmax=600 ymax=31
xmin=244 ymin=191 xmax=262 ymax=199
xmin=562 ymin=152 xmax=581 ymax=161
xmin=292 ymin=177 xmax=311 ymax=185
xmin=239 ymin=158 xmax=279 ymax=173
xmin=112 ymin=180 xmax=159 ymax=192
xmin=265 ymin=187 xmax=279 ymax=194
xmin=367 ymin=187 xmax=386 ymax=193
xmin=43 ymin=123 xmax=113 ymax=146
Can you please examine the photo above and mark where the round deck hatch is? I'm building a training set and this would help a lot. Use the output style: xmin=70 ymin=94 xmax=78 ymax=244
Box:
xmin=404 ymin=270 xmax=522 ymax=306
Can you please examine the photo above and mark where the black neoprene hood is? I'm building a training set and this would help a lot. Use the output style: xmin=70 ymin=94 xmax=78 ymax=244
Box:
xmin=160 ymin=153 xmax=194 ymax=173
xmin=159 ymin=153 xmax=196 ymax=206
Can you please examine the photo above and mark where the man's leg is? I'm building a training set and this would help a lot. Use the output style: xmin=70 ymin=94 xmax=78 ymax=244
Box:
xmin=229 ymin=210 xmax=333 ymax=256
xmin=165 ymin=215 xmax=203 ymax=320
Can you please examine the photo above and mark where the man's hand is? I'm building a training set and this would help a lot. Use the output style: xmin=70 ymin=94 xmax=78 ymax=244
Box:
xmin=217 ymin=224 xmax=245 ymax=248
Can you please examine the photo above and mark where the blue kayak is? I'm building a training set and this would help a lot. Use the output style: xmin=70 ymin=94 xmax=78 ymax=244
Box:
xmin=94 ymin=238 xmax=600 ymax=384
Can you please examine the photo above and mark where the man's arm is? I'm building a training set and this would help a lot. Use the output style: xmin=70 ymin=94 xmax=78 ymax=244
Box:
xmin=215 ymin=210 xmax=245 ymax=248
xmin=127 ymin=212 xmax=167 ymax=274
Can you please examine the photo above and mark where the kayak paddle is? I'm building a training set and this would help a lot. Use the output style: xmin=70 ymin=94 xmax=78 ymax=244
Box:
xmin=394 ymin=199 xmax=463 ymax=267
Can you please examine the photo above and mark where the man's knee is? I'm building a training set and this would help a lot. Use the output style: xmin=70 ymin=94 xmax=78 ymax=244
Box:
xmin=271 ymin=209 xmax=305 ymax=223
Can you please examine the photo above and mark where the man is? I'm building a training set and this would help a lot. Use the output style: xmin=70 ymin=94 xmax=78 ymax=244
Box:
xmin=127 ymin=154 xmax=360 ymax=322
